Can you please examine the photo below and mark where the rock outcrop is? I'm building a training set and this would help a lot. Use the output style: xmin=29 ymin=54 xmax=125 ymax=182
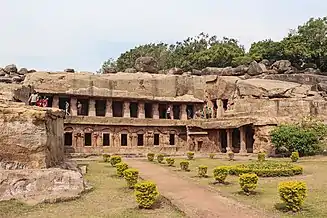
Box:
xmin=0 ymin=64 xmax=33 ymax=84
xmin=134 ymin=56 xmax=158 ymax=73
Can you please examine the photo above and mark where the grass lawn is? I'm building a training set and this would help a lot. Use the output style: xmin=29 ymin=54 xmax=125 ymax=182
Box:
xmin=154 ymin=155 xmax=327 ymax=218
xmin=0 ymin=161 xmax=184 ymax=218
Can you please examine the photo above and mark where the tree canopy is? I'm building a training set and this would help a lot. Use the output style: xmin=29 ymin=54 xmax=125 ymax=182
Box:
xmin=100 ymin=17 xmax=327 ymax=73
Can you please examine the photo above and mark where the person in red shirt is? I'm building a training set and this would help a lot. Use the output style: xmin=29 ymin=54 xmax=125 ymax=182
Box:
xmin=36 ymin=96 xmax=43 ymax=107
xmin=43 ymin=97 xmax=48 ymax=107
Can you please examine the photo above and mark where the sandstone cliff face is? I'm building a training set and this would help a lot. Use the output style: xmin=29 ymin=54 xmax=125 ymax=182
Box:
xmin=0 ymin=102 xmax=65 ymax=169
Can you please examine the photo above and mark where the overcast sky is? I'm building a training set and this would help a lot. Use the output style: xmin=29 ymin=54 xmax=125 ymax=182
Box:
xmin=0 ymin=0 xmax=326 ymax=72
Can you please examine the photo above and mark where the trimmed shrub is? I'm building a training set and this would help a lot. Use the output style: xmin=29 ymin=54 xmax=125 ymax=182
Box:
xmin=116 ymin=162 xmax=128 ymax=177
xmin=123 ymin=168 xmax=139 ymax=188
xmin=147 ymin=153 xmax=155 ymax=162
xmin=135 ymin=181 xmax=159 ymax=209
xmin=228 ymin=152 xmax=234 ymax=161
xmin=290 ymin=151 xmax=299 ymax=162
xmin=278 ymin=181 xmax=307 ymax=212
xmin=209 ymin=153 xmax=215 ymax=159
xmin=198 ymin=165 xmax=208 ymax=177
xmin=110 ymin=156 xmax=122 ymax=167
xmin=213 ymin=166 xmax=229 ymax=183
xmin=258 ymin=152 xmax=266 ymax=162
xmin=157 ymin=154 xmax=164 ymax=163
xmin=180 ymin=160 xmax=190 ymax=171
xmin=165 ymin=157 xmax=175 ymax=166
xmin=228 ymin=161 xmax=303 ymax=177
xmin=187 ymin=151 xmax=195 ymax=160
xmin=239 ymin=173 xmax=258 ymax=194
xmin=103 ymin=154 xmax=110 ymax=162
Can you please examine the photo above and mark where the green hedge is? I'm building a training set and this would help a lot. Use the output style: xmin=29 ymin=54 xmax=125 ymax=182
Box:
xmin=116 ymin=162 xmax=128 ymax=177
xmin=213 ymin=166 xmax=229 ymax=183
xmin=257 ymin=152 xmax=266 ymax=162
xmin=187 ymin=151 xmax=195 ymax=160
xmin=198 ymin=165 xmax=208 ymax=177
xmin=147 ymin=153 xmax=155 ymax=162
xmin=103 ymin=154 xmax=110 ymax=162
xmin=228 ymin=161 xmax=303 ymax=177
xmin=157 ymin=154 xmax=164 ymax=164
xmin=278 ymin=181 xmax=307 ymax=212
xmin=239 ymin=173 xmax=258 ymax=194
xmin=180 ymin=160 xmax=190 ymax=171
xmin=110 ymin=156 xmax=122 ymax=167
xmin=123 ymin=168 xmax=139 ymax=188
xmin=209 ymin=153 xmax=215 ymax=159
xmin=135 ymin=181 xmax=159 ymax=209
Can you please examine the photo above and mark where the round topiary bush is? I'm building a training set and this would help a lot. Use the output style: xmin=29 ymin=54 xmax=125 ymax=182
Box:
xmin=157 ymin=154 xmax=164 ymax=164
xmin=228 ymin=161 xmax=303 ymax=177
xmin=187 ymin=151 xmax=195 ymax=160
xmin=209 ymin=153 xmax=215 ymax=159
xmin=147 ymin=153 xmax=155 ymax=162
xmin=258 ymin=152 xmax=266 ymax=162
xmin=278 ymin=181 xmax=307 ymax=212
xmin=213 ymin=166 xmax=229 ymax=183
xmin=228 ymin=152 xmax=234 ymax=161
xmin=239 ymin=173 xmax=258 ymax=195
xmin=103 ymin=154 xmax=110 ymax=162
xmin=165 ymin=157 xmax=175 ymax=166
xmin=180 ymin=160 xmax=190 ymax=171
xmin=116 ymin=162 xmax=128 ymax=177
xmin=110 ymin=156 xmax=122 ymax=167
xmin=198 ymin=165 xmax=208 ymax=178
xmin=135 ymin=181 xmax=159 ymax=209
xmin=123 ymin=168 xmax=139 ymax=189
xmin=290 ymin=151 xmax=299 ymax=162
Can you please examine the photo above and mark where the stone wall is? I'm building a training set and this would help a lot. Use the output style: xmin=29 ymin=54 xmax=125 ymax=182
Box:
xmin=0 ymin=102 xmax=65 ymax=169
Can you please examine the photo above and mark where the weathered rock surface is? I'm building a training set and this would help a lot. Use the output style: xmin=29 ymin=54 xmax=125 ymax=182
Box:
xmin=4 ymin=64 xmax=18 ymax=74
xmin=134 ymin=56 xmax=158 ymax=73
xmin=64 ymin=68 xmax=75 ymax=73
xmin=168 ymin=67 xmax=183 ymax=75
xmin=103 ymin=67 xmax=117 ymax=74
xmin=0 ymin=102 xmax=65 ymax=169
xmin=271 ymin=60 xmax=292 ymax=73
xmin=0 ymin=168 xmax=87 ymax=205
xmin=18 ymin=68 xmax=28 ymax=75
xmin=124 ymin=68 xmax=137 ymax=73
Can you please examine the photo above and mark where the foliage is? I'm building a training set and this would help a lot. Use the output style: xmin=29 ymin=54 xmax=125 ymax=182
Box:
xmin=278 ymin=181 xmax=307 ymax=212
xmin=165 ymin=157 xmax=175 ymax=166
xmin=257 ymin=152 xmax=266 ymax=162
xmin=134 ymin=181 xmax=159 ymax=209
xmin=110 ymin=156 xmax=122 ymax=167
xmin=180 ymin=160 xmax=190 ymax=171
xmin=209 ymin=153 xmax=215 ymax=159
xmin=213 ymin=166 xmax=229 ymax=183
xmin=116 ymin=162 xmax=128 ymax=177
xmin=187 ymin=151 xmax=195 ymax=160
xmin=249 ymin=39 xmax=283 ymax=62
xmin=98 ymin=58 xmax=117 ymax=73
xmin=103 ymin=154 xmax=110 ymax=162
xmin=147 ymin=153 xmax=155 ymax=162
xmin=157 ymin=154 xmax=164 ymax=164
xmin=290 ymin=151 xmax=300 ymax=162
xmin=198 ymin=165 xmax=208 ymax=178
xmin=271 ymin=117 xmax=327 ymax=156
xmin=123 ymin=168 xmax=139 ymax=189
xmin=239 ymin=173 xmax=258 ymax=194
xmin=228 ymin=161 xmax=303 ymax=177
xmin=227 ymin=152 xmax=235 ymax=161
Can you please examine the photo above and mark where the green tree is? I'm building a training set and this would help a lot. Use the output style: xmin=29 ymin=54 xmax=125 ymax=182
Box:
xmin=98 ymin=58 xmax=117 ymax=73
xmin=248 ymin=39 xmax=283 ymax=62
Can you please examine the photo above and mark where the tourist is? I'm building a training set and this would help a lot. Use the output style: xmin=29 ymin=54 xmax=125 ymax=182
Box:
xmin=42 ymin=97 xmax=48 ymax=107
xmin=65 ymin=101 xmax=70 ymax=115
xmin=77 ymin=101 xmax=82 ymax=115
xmin=28 ymin=91 xmax=38 ymax=106
xmin=166 ymin=106 xmax=171 ymax=119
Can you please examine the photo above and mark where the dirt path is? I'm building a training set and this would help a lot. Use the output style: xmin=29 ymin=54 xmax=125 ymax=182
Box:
xmin=125 ymin=159 xmax=271 ymax=218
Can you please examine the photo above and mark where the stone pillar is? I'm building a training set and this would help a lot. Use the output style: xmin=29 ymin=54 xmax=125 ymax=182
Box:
xmin=217 ymin=99 xmax=224 ymax=118
xmin=153 ymin=103 xmax=159 ymax=119
xmin=123 ymin=101 xmax=130 ymax=118
xmin=105 ymin=100 xmax=112 ymax=117
xmin=240 ymin=126 xmax=247 ymax=154
xmin=217 ymin=130 xmax=221 ymax=152
xmin=226 ymin=129 xmax=233 ymax=152
xmin=138 ymin=102 xmax=145 ymax=119
xmin=89 ymin=99 xmax=96 ymax=116
xmin=70 ymin=97 xmax=77 ymax=116
xmin=52 ymin=96 xmax=59 ymax=109
xmin=181 ymin=104 xmax=188 ymax=120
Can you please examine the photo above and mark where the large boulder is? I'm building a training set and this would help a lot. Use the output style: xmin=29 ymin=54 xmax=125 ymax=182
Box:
xmin=0 ymin=68 xmax=6 ymax=76
xmin=134 ymin=56 xmax=158 ymax=73
xmin=0 ymin=77 xmax=13 ymax=83
xmin=64 ymin=68 xmax=75 ymax=73
xmin=124 ymin=68 xmax=137 ymax=73
xmin=271 ymin=60 xmax=292 ymax=73
xmin=18 ymin=68 xmax=28 ymax=75
xmin=4 ymin=64 xmax=18 ymax=74
xmin=0 ymin=168 xmax=88 ymax=205
xmin=103 ymin=67 xmax=117 ymax=74
xmin=247 ymin=61 xmax=267 ymax=76
xmin=201 ymin=67 xmax=246 ymax=76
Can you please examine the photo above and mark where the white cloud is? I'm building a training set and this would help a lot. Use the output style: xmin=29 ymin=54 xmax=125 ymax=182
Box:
xmin=0 ymin=0 xmax=326 ymax=71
